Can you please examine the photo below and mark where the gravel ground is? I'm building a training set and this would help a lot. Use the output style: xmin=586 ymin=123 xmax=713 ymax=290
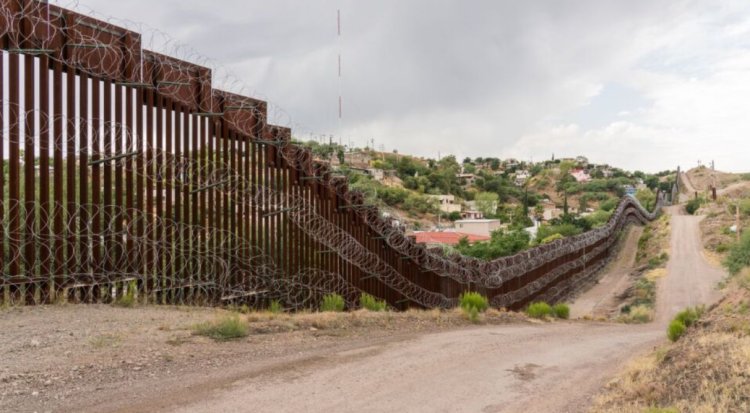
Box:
xmin=0 ymin=304 xmax=524 ymax=413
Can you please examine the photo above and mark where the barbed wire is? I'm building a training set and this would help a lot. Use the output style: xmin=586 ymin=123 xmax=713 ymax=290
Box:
xmin=0 ymin=1 xmax=663 ymax=310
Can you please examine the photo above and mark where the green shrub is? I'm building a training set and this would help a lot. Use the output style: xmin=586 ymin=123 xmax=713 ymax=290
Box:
xmin=467 ymin=306 xmax=480 ymax=324
xmin=541 ymin=233 xmax=564 ymax=244
xmin=619 ymin=304 xmax=653 ymax=323
xmin=674 ymin=306 xmax=704 ymax=328
xmin=685 ymin=198 xmax=703 ymax=215
xmin=360 ymin=293 xmax=387 ymax=312
xmin=113 ymin=280 xmax=138 ymax=308
xmin=723 ymin=232 xmax=750 ymax=275
xmin=268 ymin=299 xmax=283 ymax=313
xmin=600 ymin=198 xmax=619 ymax=212
xmin=320 ymin=293 xmax=345 ymax=312
xmin=648 ymin=252 xmax=669 ymax=269
xmin=526 ymin=302 xmax=553 ymax=319
xmin=194 ymin=315 xmax=248 ymax=341
xmin=552 ymin=303 xmax=570 ymax=319
xmin=667 ymin=319 xmax=686 ymax=342
xmin=459 ymin=292 xmax=489 ymax=313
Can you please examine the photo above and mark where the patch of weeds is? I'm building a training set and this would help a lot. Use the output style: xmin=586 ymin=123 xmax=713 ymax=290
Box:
xmin=89 ymin=334 xmax=122 ymax=349
xmin=716 ymin=243 xmax=731 ymax=254
xmin=458 ymin=292 xmax=488 ymax=323
xmin=723 ymin=232 xmax=750 ymax=275
xmin=632 ymin=277 xmax=656 ymax=308
xmin=619 ymin=304 xmax=653 ymax=324
xmin=644 ymin=407 xmax=679 ymax=413
xmin=648 ymin=252 xmax=669 ymax=269
xmin=268 ymin=299 xmax=283 ymax=314
xmin=360 ymin=293 xmax=387 ymax=312
xmin=467 ymin=306 xmax=480 ymax=323
xmin=738 ymin=301 xmax=750 ymax=315
xmin=459 ymin=292 xmax=489 ymax=313
xmin=552 ymin=303 xmax=570 ymax=319
xmin=667 ymin=319 xmax=686 ymax=342
xmin=112 ymin=280 xmax=138 ymax=308
xmin=685 ymin=197 xmax=705 ymax=215
xmin=166 ymin=336 xmax=190 ymax=346
xmin=667 ymin=306 xmax=704 ymax=342
xmin=674 ymin=306 xmax=704 ymax=328
xmin=526 ymin=302 xmax=553 ymax=319
xmin=193 ymin=315 xmax=248 ymax=341
xmin=320 ymin=293 xmax=345 ymax=312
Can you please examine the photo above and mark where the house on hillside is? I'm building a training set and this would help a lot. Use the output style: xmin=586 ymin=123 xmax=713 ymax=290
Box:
xmin=457 ymin=173 xmax=477 ymax=187
xmin=461 ymin=210 xmax=484 ymax=220
xmin=575 ymin=156 xmax=589 ymax=166
xmin=514 ymin=170 xmax=531 ymax=186
xmin=542 ymin=206 xmax=563 ymax=222
xmin=570 ymin=168 xmax=591 ymax=183
xmin=349 ymin=166 xmax=384 ymax=181
xmin=428 ymin=194 xmax=462 ymax=214
xmin=454 ymin=219 xmax=501 ymax=237
xmin=343 ymin=151 xmax=372 ymax=169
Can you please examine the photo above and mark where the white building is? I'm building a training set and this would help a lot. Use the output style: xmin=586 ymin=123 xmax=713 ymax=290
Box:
xmin=428 ymin=194 xmax=462 ymax=214
xmin=514 ymin=170 xmax=531 ymax=186
xmin=456 ymin=173 xmax=477 ymax=187
xmin=461 ymin=210 xmax=484 ymax=220
xmin=454 ymin=219 xmax=501 ymax=237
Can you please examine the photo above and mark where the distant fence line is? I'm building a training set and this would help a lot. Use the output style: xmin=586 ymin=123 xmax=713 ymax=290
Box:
xmin=0 ymin=0 xmax=661 ymax=309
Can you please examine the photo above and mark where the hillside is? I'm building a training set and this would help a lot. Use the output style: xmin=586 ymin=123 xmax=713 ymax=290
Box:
xmin=299 ymin=140 xmax=672 ymax=258
xmin=592 ymin=168 xmax=750 ymax=412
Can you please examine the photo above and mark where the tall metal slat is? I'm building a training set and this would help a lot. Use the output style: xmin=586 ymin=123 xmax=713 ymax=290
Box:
xmin=154 ymin=94 xmax=164 ymax=302
xmin=38 ymin=55 xmax=51 ymax=302
xmin=189 ymin=112 xmax=199 ymax=301
xmin=90 ymin=76 xmax=101 ymax=300
xmin=164 ymin=99 xmax=173 ymax=303
xmin=52 ymin=61 xmax=64 ymax=299
xmin=134 ymin=85 xmax=144 ymax=293
xmin=0 ymin=51 xmax=6 ymax=303
xmin=173 ymin=103 xmax=183 ymax=301
xmin=181 ymin=105 xmax=191 ymax=300
xmin=78 ymin=72 xmax=90 ymax=301
xmin=144 ymin=88 xmax=154 ymax=298
xmin=102 ymin=78 xmax=114 ymax=295
xmin=22 ymin=53 xmax=36 ymax=304
xmin=65 ymin=66 xmax=76 ymax=297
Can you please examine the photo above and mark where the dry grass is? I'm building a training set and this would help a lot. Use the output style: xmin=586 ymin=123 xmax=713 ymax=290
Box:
xmin=636 ymin=214 xmax=671 ymax=268
xmin=593 ymin=280 xmax=750 ymax=413
xmin=243 ymin=307 xmax=526 ymax=335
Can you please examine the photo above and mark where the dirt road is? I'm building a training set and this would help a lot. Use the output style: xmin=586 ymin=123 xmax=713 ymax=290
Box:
xmin=3 ymin=207 xmax=726 ymax=413
xmin=107 ymin=206 xmax=721 ymax=413
xmin=569 ymin=226 xmax=643 ymax=319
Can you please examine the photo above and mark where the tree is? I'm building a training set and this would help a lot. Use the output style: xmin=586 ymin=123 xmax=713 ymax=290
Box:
xmin=489 ymin=158 xmax=500 ymax=171
xmin=475 ymin=192 xmax=499 ymax=218
xmin=635 ymin=188 xmax=656 ymax=211
xmin=454 ymin=229 xmax=531 ymax=260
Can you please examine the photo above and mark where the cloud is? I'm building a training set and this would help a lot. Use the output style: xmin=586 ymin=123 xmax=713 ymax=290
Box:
xmin=64 ymin=0 xmax=750 ymax=172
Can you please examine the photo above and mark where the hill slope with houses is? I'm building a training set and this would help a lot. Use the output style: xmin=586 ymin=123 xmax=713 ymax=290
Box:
xmin=298 ymin=139 xmax=674 ymax=259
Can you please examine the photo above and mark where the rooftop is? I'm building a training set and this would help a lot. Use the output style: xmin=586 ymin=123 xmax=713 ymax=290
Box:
xmin=414 ymin=232 xmax=490 ymax=246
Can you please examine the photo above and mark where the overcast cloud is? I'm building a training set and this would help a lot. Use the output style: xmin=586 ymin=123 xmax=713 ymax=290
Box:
xmin=70 ymin=0 xmax=750 ymax=172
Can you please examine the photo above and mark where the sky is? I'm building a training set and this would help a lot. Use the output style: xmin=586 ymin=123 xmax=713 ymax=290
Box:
xmin=60 ymin=0 xmax=750 ymax=172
